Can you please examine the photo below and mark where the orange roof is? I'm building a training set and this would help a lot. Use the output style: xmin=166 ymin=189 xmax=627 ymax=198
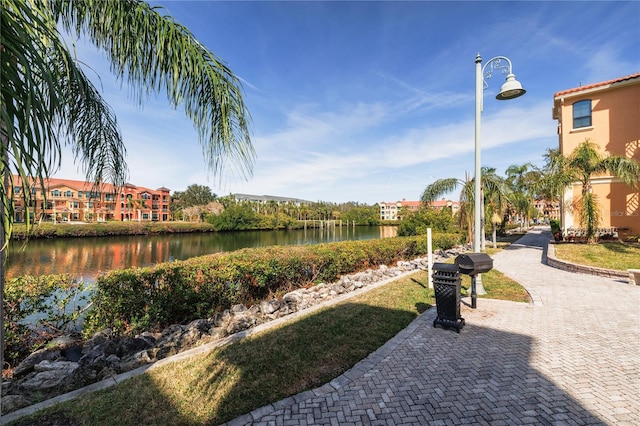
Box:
xmin=430 ymin=199 xmax=459 ymax=208
xmin=12 ymin=175 xmax=168 ymax=194
xmin=554 ymin=72 xmax=640 ymax=98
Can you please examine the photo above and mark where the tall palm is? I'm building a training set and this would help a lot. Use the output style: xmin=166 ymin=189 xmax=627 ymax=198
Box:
xmin=545 ymin=139 xmax=639 ymax=243
xmin=482 ymin=168 xmax=509 ymax=249
xmin=505 ymin=163 xmax=541 ymax=231
xmin=422 ymin=169 xmax=509 ymax=247
xmin=421 ymin=175 xmax=473 ymax=242
xmin=1 ymin=0 xmax=254 ymax=379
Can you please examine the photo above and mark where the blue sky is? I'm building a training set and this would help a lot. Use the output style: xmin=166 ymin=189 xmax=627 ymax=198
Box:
xmin=56 ymin=1 xmax=640 ymax=204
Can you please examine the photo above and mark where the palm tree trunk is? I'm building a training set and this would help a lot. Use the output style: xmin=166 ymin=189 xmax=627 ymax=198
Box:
xmin=1 ymin=131 xmax=7 ymax=384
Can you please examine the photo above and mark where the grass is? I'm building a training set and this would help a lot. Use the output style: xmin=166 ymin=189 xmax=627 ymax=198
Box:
xmin=553 ymin=241 xmax=640 ymax=271
xmin=9 ymin=266 xmax=528 ymax=426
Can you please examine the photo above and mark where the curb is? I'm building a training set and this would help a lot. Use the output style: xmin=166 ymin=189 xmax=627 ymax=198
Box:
xmin=546 ymin=239 xmax=631 ymax=282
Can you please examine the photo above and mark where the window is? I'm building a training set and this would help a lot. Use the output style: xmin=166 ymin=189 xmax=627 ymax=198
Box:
xmin=64 ymin=190 xmax=73 ymax=197
xmin=573 ymin=100 xmax=592 ymax=128
xmin=78 ymin=191 xmax=83 ymax=198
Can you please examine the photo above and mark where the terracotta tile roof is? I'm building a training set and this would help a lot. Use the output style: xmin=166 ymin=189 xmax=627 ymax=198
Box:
xmin=11 ymin=175 xmax=169 ymax=194
xmin=431 ymin=199 xmax=460 ymax=208
xmin=553 ymin=72 xmax=640 ymax=98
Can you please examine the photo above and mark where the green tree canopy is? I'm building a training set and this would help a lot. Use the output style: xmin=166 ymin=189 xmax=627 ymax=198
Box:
xmin=172 ymin=184 xmax=217 ymax=208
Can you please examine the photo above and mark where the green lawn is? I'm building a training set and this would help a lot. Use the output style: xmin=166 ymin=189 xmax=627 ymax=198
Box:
xmin=9 ymin=265 xmax=529 ymax=426
xmin=553 ymin=241 xmax=640 ymax=271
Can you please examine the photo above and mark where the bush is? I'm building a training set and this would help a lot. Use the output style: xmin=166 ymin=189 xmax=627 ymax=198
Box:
xmin=550 ymin=219 xmax=562 ymax=241
xmin=11 ymin=222 xmax=215 ymax=240
xmin=3 ymin=274 xmax=90 ymax=368
xmin=397 ymin=208 xmax=457 ymax=236
xmin=84 ymin=235 xmax=459 ymax=336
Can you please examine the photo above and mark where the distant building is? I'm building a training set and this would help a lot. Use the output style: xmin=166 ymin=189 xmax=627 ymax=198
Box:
xmin=533 ymin=198 xmax=560 ymax=221
xmin=379 ymin=198 xmax=459 ymax=221
xmin=552 ymin=72 xmax=640 ymax=235
xmin=10 ymin=175 xmax=171 ymax=223
xmin=231 ymin=193 xmax=311 ymax=206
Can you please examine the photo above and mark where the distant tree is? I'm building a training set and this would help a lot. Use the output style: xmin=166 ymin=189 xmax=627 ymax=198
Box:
xmin=341 ymin=205 xmax=380 ymax=225
xmin=172 ymin=184 xmax=217 ymax=208
xmin=181 ymin=206 xmax=202 ymax=222
xmin=207 ymin=203 xmax=260 ymax=231
xmin=505 ymin=163 xmax=540 ymax=230
xmin=397 ymin=207 xmax=456 ymax=236
xmin=421 ymin=175 xmax=474 ymax=243
xmin=171 ymin=184 xmax=217 ymax=220
xmin=421 ymin=168 xmax=508 ymax=245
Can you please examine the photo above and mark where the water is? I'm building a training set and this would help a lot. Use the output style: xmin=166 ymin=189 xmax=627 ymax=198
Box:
xmin=7 ymin=225 xmax=398 ymax=281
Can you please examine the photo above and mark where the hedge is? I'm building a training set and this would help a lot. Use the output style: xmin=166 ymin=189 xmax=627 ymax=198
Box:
xmin=84 ymin=233 xmax=463 ymax=335
xmin=10 ymin=221 xmax=215 ymax=240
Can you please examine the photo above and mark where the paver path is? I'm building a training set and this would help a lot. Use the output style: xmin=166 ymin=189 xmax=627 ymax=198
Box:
xmin=226 ymin=228 xmax=640 ymax=425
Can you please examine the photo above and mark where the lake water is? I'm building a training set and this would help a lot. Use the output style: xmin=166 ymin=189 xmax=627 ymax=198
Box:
xmin=7 ymin=225 xmax=398 ymax=281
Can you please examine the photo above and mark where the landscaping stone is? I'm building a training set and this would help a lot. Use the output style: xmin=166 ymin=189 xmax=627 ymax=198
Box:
xmin=1 ymin=249 xmax=464 ymax=415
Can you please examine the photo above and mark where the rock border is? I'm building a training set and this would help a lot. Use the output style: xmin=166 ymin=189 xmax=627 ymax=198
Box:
xmin=1 ymin=247 xmax=468 ymax=422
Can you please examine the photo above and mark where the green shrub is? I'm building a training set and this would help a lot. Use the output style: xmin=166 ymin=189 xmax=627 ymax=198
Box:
xmin=11 ymin=222 xmax=215 ymax=240
xmin=84 ymin=235 xmax=459 ymax=336
xmin=397 ymin=208 xmax=457 ymax=236
xmin=3 ymin=274 xmax=90 ymax=368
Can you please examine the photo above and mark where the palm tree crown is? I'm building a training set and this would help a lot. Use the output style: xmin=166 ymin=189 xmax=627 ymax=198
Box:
xmin=1 ymin=0 xmax=255 ymax=379
xmin=546 ymin=139 xmax=640 ymax=242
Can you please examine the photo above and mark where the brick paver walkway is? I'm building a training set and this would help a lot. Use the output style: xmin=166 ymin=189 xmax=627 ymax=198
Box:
xmin=225 ymin=228 xmax=640 ymax=425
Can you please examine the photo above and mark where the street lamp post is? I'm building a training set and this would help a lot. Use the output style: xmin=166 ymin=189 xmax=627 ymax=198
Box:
xmin=473 ymin=53 xmax=525 ymax=305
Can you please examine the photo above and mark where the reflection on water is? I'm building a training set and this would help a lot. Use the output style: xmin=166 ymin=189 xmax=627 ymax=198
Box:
xmin=8 ymin=225 xmax=397 ymax=281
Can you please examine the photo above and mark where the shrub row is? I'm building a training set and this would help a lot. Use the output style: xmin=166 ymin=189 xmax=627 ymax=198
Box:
xmin=85 ymin=233 xmax=463 ymax=335
xmin=10 ymin=221 xmax=215 ymax=240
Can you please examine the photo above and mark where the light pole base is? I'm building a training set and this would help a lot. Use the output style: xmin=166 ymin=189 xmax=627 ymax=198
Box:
xmin=476 ymin=273 xmax=487 ymax=296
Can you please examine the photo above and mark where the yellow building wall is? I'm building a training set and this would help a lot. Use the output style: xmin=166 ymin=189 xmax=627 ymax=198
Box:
xmin=556 ymin=79 xmax=640 ymax=236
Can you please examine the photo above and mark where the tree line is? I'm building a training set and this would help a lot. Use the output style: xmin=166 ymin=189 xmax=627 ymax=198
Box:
xmin=170 ymin=184 xmax=382 ymax=230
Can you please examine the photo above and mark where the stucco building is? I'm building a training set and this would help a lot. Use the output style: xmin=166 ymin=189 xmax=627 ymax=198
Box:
xmin=11 ymin=175 xmax=171 ymax=223
xmin=552 ymin=72 xmax=640 ymax=237
xmin=379 ymin=198 xmax=459 ymax=221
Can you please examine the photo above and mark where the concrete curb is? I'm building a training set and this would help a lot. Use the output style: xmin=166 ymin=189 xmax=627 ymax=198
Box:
xmin=546 ymin=239 xmax=631 ymax=282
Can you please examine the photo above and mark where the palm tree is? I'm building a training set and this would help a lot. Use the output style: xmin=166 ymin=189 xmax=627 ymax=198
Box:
xmin=422 ymin=175 xmax=473 ymax=243
xmin=1 ymin=0 xmax=254 ymax=377
xmin=482 ymin=168 xmax=509 ymax=249
xmin=505 ymin=163 xmax=541 ymax=231
xmin=421 ymin=168 xmax=507 ymax=247
xmin=543 ymin=139 xmax=639 ymax=243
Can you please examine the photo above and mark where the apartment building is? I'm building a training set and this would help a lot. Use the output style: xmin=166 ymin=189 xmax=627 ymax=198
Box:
xmin=11 ymin=175 xmax=171 ymax=223
xmin=379 ymin=198 xmax=459 ymax=221
xmin=533 ymin=198 xmax=560 ymax=221
xmin=552 ymin=72 xmax=640 ymax=235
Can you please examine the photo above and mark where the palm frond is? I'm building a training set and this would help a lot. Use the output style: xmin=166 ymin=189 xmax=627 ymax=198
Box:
xmin=602 ymin=156 xmax=640 ymax=188
xmin=420 ymin=178 xmax=460 ymax=204
xmin=52 ymin=0 xmax=255 ymax=181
